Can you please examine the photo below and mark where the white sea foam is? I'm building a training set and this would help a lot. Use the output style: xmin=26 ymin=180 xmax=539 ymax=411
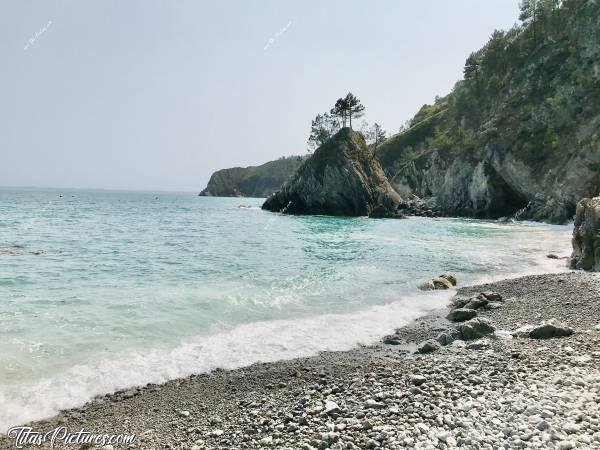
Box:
xmin=0 ymin=290 xmax=451 ymax=431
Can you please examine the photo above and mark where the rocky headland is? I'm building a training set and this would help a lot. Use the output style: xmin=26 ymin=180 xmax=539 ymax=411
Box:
xmin=4 ymin=272 xmax=599 ymax=450
xmin=199 ymin=156 xmax=306 ymax=198
xmin=262 ymin=128 xmax=403 ymax=218
xmin=203 ymin=0 xmax=599 ymax=224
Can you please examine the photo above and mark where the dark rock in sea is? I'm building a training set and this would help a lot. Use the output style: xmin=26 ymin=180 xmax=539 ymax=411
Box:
xmin=262 ymin=128 xmax=402 ymax=217
xmin=570 ymin=197 xmax=600 ymax=271
xmin=0 ymin=247 xmax=45 ymax=256
xmin=528 ymin=319 xmax=574 ymax=339
xmin=547 ymin=254 xmax=569 ymax=260
xmin=368 ymin=205 xmax=405 ymax=219
xmin=416 ymin=339 xmax=441 ymax=354
xmin=456 ymin=318 xmax=495 ymax=340
xmin=447 ymin=308 xmax=477 ymax=323
xmin=396 ymin=196 xmax=442 ymax=218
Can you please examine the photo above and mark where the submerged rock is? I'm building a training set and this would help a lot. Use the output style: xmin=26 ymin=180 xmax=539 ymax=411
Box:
xmin=262 ymin=128 xmax=402 ymax=217
xmin=570 ymin=197 xmax=600 ymax=271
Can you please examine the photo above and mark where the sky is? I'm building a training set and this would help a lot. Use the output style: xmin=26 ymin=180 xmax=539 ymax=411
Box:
xmin=1 ymin=0 xmax=520 ymax=192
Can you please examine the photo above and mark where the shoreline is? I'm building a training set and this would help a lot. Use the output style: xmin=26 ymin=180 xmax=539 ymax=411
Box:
xmin=2 ymin=271 xmax=599 ymax=449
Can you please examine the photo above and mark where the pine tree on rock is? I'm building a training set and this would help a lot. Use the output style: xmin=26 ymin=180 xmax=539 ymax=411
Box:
xmin=344 ymin=93 xmax=365 ymax=129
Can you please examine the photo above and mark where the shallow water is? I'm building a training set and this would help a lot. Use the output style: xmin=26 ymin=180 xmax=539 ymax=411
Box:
xmin=0 ymin=189 xmax=572 ymax=429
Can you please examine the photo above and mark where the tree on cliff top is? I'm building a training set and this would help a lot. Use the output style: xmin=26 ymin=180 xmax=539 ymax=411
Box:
xmin=307 ymin=113 xmax=340 ymax=152
xmin=330 ymin=98 xmax=348 ymax=128
xmin=344 ymin=93 xmax=365 ymax=128
xmin=361 ymin=122 xmax=387 ymax=160
xmin=330 ymin=93 xmax=365 ymax=129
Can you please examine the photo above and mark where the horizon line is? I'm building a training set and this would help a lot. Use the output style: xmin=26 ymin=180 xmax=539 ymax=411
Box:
xmin=0 ymin=185 xmax=198 ymax=195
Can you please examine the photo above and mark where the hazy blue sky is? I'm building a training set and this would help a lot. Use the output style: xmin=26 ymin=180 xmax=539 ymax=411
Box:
xmin=2 ymin=0 xmax=520 ymax=192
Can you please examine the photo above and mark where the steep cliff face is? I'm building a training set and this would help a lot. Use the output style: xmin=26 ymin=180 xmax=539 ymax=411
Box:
xmin=262 ymin=128 xmax=402 ymax=217
xmin=377 ymin=0 xmax=600 ymax=223
xmin=199 ymin=156 xmax=306 ymax=198
xmin=571 ymin=197 xmax=600 ymax=271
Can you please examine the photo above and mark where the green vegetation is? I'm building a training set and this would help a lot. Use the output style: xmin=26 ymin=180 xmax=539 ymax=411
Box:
xmin=307 ymin=113 xmax=340 ymax=152
xmin=308 ymin=93 xmax=366 ymax=149
xmin=378 ymin=0 xmax=600 ymax=192
xmin=205 ymin=0 xmax=599 ymax=222
xmin=199 ymin=155 xmax=307 ymax=198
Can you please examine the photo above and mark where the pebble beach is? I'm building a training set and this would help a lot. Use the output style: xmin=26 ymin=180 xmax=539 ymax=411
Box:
xmin=2 ymin=271 xmax=599 ymax=449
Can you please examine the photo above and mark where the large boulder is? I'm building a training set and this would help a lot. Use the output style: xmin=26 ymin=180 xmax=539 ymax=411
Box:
xmin=262 ymin=128 xmax=403 ymax=217
xmin=456 ymin=318 xmax=495 ymax=340
xmin=446 ymin=308 xmax=477 ymax=322
xmin=571 ymin=197 xmax=600 ymax=271
xmin=528 ymin=319 xmax=574 ymax=339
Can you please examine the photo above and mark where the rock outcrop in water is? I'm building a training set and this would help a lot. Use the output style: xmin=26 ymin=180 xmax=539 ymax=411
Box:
xmin=262 ymin=128 xmax=403 ymax=217
xmin=571 ymin=197 xmax=600 ymax=271
xmin=199 ymin=156 xmax=306 ymax=198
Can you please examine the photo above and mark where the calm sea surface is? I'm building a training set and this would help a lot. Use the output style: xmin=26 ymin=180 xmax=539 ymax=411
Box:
xmin=0 ymin=189 xmax=572 ymax=429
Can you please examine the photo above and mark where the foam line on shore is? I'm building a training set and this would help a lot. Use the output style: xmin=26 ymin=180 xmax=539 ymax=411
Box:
xmin=0 ymin=290 xmax=452 ymax=431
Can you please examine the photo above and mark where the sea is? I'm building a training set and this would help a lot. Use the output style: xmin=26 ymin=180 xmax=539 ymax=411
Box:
xmin=0 ymin=189 xmax=573 ymax=430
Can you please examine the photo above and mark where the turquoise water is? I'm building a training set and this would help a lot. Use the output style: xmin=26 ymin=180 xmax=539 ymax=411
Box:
xmin=0 ymin=189 xmax=572 ymax=429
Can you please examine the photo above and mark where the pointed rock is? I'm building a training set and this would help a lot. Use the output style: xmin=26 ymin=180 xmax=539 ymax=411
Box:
xmin=262 ymin=128 xmax=402 ymax=217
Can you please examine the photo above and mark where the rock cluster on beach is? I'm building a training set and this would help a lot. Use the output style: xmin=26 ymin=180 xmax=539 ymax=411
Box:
xmin=3 ymin=273 xmax=599 ymax=450
xmin=571 ymin=197 xmax=600 ymax=272
xmin=262 ymin=128 xmax=403 ymax=218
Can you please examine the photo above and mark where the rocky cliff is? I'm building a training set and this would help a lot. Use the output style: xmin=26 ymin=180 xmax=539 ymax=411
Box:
xmin=199 ymin=156 xmax=306 ymax=198
xmin=377 ymin=0 xmax=600 ymax=223
xmin=571 ymin=197 xmax=600 ymax=271
xmin=262 ymin=128 xmax=402 ymax=217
